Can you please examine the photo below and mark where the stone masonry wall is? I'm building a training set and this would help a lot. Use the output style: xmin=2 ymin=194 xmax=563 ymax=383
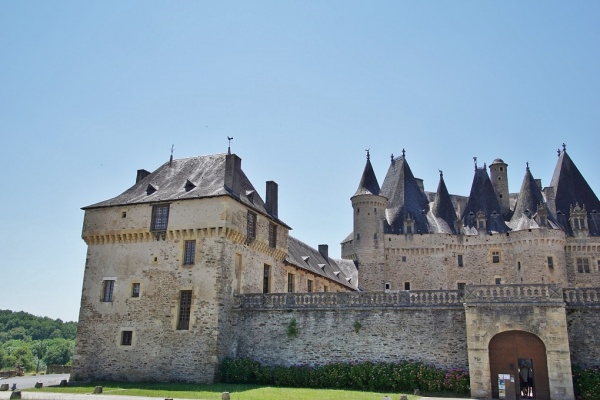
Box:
xmin=564 ymin=288 xmax=600 ymax=369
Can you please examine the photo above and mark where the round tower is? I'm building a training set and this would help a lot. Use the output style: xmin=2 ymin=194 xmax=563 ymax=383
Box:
xmin=489 ymin=158 xmax=510 ymax=218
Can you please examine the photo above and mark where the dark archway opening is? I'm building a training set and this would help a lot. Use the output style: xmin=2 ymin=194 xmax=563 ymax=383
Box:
xmin=489 ymin=331 xmax=549 ymax=400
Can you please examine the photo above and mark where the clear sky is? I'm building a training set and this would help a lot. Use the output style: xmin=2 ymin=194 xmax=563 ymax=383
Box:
xmin=1 ymin=1 xmax=599 ymax=322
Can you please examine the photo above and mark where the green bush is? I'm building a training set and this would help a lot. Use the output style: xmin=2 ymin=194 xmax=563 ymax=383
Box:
xmin=573 ymin=365 xmax=600 ymax=400
xmin=218 ymin=358 xmax=470 ymax=395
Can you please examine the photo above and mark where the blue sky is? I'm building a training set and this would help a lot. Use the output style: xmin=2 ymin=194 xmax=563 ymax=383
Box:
xmin=1 ymin=1 xmax=599 ymax=322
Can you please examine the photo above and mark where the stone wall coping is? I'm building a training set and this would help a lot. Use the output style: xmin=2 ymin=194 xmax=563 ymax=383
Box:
xmin=563 ymin=287 xmax=600 ymax=306
xmin=464 ymin=284 xmax=564 ymax=303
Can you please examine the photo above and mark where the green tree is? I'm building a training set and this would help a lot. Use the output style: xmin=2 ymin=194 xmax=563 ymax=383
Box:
xmin=43 ymin=339 xmax=74 ymax=366
xmin=31 ymin=340 xmax=48 ymax=373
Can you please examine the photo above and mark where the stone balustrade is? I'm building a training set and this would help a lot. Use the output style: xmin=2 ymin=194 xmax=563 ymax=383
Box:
xmin=563 ymin=287 xmax=600 ymax=306
xmin=464 ymin=284 xmax=564 ymax=303
xmin=236 ymin=290 xmax=464 ymax=309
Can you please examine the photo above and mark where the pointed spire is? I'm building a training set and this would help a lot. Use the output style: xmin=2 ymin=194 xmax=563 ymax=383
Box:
xmin=432 ymin=171 xmax=458 ymax=233
xmin=353 ymin=151 xmax=381 ymax=196
xmin=510 ymin=165 xmax=554 ymax=228
xmin=462 ymin=165 xmax=509 ymax=233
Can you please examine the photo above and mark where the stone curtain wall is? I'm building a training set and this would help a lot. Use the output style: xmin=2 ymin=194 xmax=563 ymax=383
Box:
xmin=564 ymin=288 xmax=600 ymax=369
xmin=230 ymin=291 xmax=469 ymax=370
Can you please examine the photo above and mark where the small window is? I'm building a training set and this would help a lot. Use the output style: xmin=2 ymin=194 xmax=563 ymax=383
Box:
xmin=151 ymin=204 xmax=169 ymax=231
xmin=323 ymin=285 xmax=328 ymax=292
xmin=102 ymin=280 xmax=115 ymax=302
xmin=121 ymin=331 xmax=133 ymax=346
xmin=269 ymin=223 xmax=277 ymax=248
xmin=356 ymin=233 xmax=360 ymax=240
xmin=121 ymin=211 xmax=127 ymax=218
xmin=478 ymin=220 xmax=485 ymax=229
xmin=404 ymin=282 xmax=410 ymax=290
xmin=457 ymin=254 xmax=463 ymax=267
xmin=457 ymin=283 xmax=466 ymax=291
xmin=131 ymin=283 xmax=140 ymax=298
xmin=492 ymin=251 xmax=500 ymax=264
xmin=577 ymin=258 xmax=590 ymax=273
xmin=183 ymin=240 xmax=196 ymax=265
xmin=177 ymin=290 xmax=192 ymax=330
xmin=385 ymin=282 xmax=391 ymax=290
xmin=547 ymin=256 xmax=554 ymax=268
xmin=406 ymin=225 xmax=413 ymax=234
xmin=287 ymin=273 xmax=295 ymax=293
xmin=495 ymin=278 xmax=502 ymax=285
xmin=263 ymin=265 xmax=271 ymax=294
xmin=247 ymin=211 xmax=256 ymax=240
xmin=307 ymin=280 xmax=313 ymax=293
xmin=518 ymin=261 xmax=521 ymax=270
xmin=402 ymin=256 xmax=407 ymax=262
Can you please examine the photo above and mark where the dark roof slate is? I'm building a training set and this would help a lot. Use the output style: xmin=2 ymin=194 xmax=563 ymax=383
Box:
xmin=286 ymin=236 xmax=358 ymax=289
xmin=462 ymin=167 xmax=509 ymax=233
xmin=431 ymin=173 xmax=458 ymax=233
xmin=509 ymin=167 xmax=559 ymax=230
xmin=550 ymin=150 xmax=600 ymax=236
xmin=380 ymin=156 xmax=430 ymax=234
xmin=353 ymin=157 xmax=381 ymax=196
xmin=83 ymin=153 xmax=288 ymax=226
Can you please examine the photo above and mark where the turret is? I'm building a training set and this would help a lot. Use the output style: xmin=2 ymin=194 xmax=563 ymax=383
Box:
xmin=489 ymin=158 xmax=510 ymax=218
xmin=351 ymin=150 xmax=387 ymax=291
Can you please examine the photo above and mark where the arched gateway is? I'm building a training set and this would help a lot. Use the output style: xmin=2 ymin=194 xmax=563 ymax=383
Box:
xmin=489 ymin=331 xmax=549 ymax=400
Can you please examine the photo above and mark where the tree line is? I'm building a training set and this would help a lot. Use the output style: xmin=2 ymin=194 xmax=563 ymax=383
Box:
xmin=0 ymin=310 xmax=77 ymax=372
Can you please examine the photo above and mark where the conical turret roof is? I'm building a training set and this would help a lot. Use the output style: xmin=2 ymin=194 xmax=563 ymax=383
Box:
xmin=551 ymin=148 xmax=600 ymax=235
xmin=510 ymin=165 xmax=558 ymax=230
xmin=380 ymin=153 xmax=430 ymax=234
xmin=462 ymin=166 xmax=509 ymax=233
xmin=353 ymin=152 xmax=381 ymax=197
xmin=432 ymin=172 xmax=458 ymax=233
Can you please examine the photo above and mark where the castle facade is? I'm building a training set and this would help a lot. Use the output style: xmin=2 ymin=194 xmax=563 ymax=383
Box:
xmin=72 ymin=146 xmax=600 ymax=400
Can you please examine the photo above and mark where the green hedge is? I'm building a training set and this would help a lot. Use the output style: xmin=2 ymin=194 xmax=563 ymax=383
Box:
xmin=573 ymin=366 xmax=600 ymax=400
xmin=218 ymin=358 xmax=470 ymax=394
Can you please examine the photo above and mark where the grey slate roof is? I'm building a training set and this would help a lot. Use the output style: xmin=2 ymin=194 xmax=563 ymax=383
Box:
xmin=380 ymin=155 xmax=431 ymax=234
xmin=461 ymin=167 xmax=509 ymax=233
xmin=83 ymin=153 xmax=288 ymax=227
xmin=431 ymin=173 xmax=458 ymax=234
xmin=551 ymin=150 xmax=600 ymax=236
xmin=509 ymin=166 xmax=560 ymax=231
xmin=285 ymin=236 xmax=358 ymax=289
xmin=353 ymin=156 xmax=381 ymax=197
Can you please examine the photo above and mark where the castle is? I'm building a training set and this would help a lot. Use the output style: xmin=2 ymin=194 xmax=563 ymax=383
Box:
xmin=72 ymin=145 xmax=600 ymax=400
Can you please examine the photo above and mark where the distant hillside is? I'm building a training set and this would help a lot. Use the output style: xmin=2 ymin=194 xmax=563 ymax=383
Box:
xmin=0 ymin=309 xmax=77 ymax=342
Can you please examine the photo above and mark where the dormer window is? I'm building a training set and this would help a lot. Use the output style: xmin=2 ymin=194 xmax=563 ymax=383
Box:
xmin=476 ymin=210 xmax=486 ymax=230
xmin=404 ymin=214 xmax=415 ymax=234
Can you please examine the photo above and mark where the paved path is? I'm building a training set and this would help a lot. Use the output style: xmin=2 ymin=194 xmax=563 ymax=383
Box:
xmin=0 ymin=374 xmax=70 ymax=391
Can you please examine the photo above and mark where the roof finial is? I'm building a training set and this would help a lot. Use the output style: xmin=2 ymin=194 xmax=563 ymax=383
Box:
xmin=365 ymin=148 xmax=370 ymax=161
xmin=227 ymin=136 xmax=234 ymax=155
xmin=562 ymin=142 xmax=567 ymax=152
xmin=473 ymin=157 xmax=477 ymax=170
xmin=402 ymin=148 xmax=406 ymax=157
xmin=526 ymin=161 xmax=529 ymax=171
xmin=439 ymin=169 xmax=443 ymax=178
xmin=390 ymin=153 xmax=394 ymax=164
xmin=557 ymin=148 xmax=561 ymax=157
xmin=169 ymin=144 xmax=174 ymax=167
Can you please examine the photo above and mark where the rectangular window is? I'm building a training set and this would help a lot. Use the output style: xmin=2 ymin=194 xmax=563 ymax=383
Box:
xmin=247 ymin=211 xmax=256 ymax=240
xmin=457 ymin=282 xmax=466 ymax=291
xmin=121 ymin=331 xmax=132 ymax=346
xmin=177 ymin=290 xmax=192 ymax=330
xmin=404 ymin=282 xmax=410 ymax=290
xmin=234 ymin=253 xmax=243 ymax=295
xmin=478 ymin=220 xmax=485 ymax=229
xmin=263 ymin=265 xmax=270 ymax=294
xmin=307 ymin=279 xmax=313 ymax=293
xmin=102 ymin=280 xmax=115 ymax=302
xmin=323 ymin=285 xmax=328 ymax=292
xmin=492 ymin=251 xmax=500 ymax=264
xmin=287 ymin=273 xmax=295 ymax=293
xmin=131 ymin=283 xmax=140 ymax=298
xmin=495 ymin=277 xmax=502 ymax=285
xmin=401 ymin=256 xmax=407 ymax=262
xmin=457 ymin=254 xmax=464 ymax=267
xmin=406 ymin=225 xmax=412 ymax=234
xmin=547 ymin=256 xmax=554 ymax=268
xmin=577 ymin=258 xmax=590 ymax=273
xmin=269 ymin=223 xmax=277 ymax=248
xmin=151 ymin=204 xmax=169 ymax=231
xmin=183 ymin=240 xmax=196 ymax=265
xmin=385 ymin=282 xmax=391 ymax=290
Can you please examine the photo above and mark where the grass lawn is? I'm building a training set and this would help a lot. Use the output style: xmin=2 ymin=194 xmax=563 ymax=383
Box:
xmin=30 ymin=382 xmax=424 ymax=400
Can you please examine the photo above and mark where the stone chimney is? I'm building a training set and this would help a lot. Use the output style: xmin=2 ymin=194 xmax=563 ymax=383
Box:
xmin=318 ymin=244 xmax=329 ymax=260
xmin=224 ymin=154 xmax=242 ymax=195
xmin=265 ymin=181 xmax=278 ymax=217
xmin=136 ymin=169 xmax=151 ymax=183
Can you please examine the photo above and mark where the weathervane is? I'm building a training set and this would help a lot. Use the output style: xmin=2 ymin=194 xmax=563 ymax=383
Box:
xmin=169 ymin=144 xmax=174 ymax=167
xmin=227 ymin=136 xmax=234 ymax=155
xmin=439 ymin=169 xmax=443 ymax=177
xmin=365 ymin=148 xmax=370 ymax=160
xmin=526 ymin=162 xmax=529 ymax=171
xmin=562 ymin=142 xmax=567 ymax=152
xmin=402 ymin=148 xmax=406 ymax=157
xmin=473 ymin=157 xmax=477 ymax=170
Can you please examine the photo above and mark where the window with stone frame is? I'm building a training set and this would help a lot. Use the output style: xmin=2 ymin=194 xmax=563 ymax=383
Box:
xmin=577 ymin=258 xmax=590 ymax=273
xmin=323 ymin=285 xmax=329 ymax=292
xmin=247 ymin=211 xmax=257 ymax=241
xmin=492 ymin=251 xmax=501 ymax=264
xmin=151 ymin=204 xmax=170 ymax=231
xmin=457 ymin=282 xmax=466 ymax=292
xmin=183 ymin=240 xmax=196 ymax=265
xmin=404 ymin=282 xmax=410 ymax=290
xmin=263 ymin=264 xmax=271 ymax=294
xmin=495 ymin=277 xmax=502 ymax=285
xmin=457 ymin=254 xmax=464 ymax=267
xmin=287 ymin=273 xmax=295 ymax=293
xmin=547 ymin=256 xmax=554 ymax=268
xmin=177 ymin=290 xmax=192 ymax=330
xmin=307 ymin=279 xmax=313 ymax=293
xmin=268 ymin=222 xmax=277 ymax=248
xmin=102 ymin=280 xmax=115 ymax=302
xmin=121 ymin=331 xmax=133 ymax=346
xmin=131 ymin=283 xmax=140 ymax=298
